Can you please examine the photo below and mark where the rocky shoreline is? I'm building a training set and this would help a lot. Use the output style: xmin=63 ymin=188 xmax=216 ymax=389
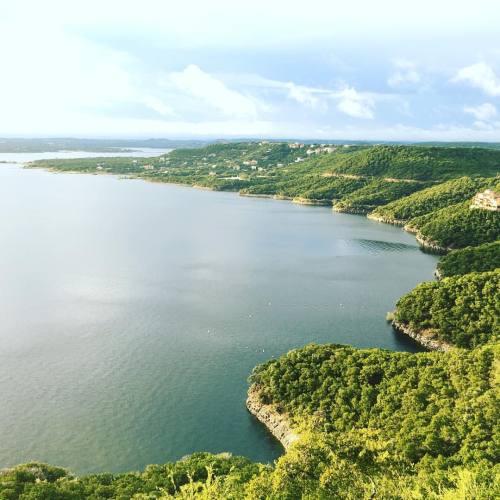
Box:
xmin=392 ymin=319 xmax=453 ymax=351
xmin=414 ymin=233 xmax=449 ymax=254
xmin=332 ymin=204 xmax=371 ymax=215
xmin=292 ymin=196 xmax=331 ymax=206
xmin=239 ymin=192 xmax=293 ymax=201
xmin=246 ymin=387 xmax=299 ymax=450
xmin=367 ymin=213 xmax=406 ymax=226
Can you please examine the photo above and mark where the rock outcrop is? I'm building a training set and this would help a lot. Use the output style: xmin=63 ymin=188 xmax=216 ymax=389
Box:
xmin=367 ymin=213 xmax=406 ymax=226
xmin=292 ymin=197 xmax=331 ymax=206
xmin=246 ymin=388 xmax=299 ymax=449
xmin=392 ymin=320 xmax=453 ymax=351
xmin=414 ymin=233 xmax=448 ymax=254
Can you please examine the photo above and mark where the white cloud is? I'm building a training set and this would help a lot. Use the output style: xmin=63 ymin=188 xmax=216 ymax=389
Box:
xmin=337 ymin=87 xmax=375 ymax=119
xmin=241 ymin=75 xmax=379 ymax=119
xmin=285 ymin=83 xmax=320 ymax=107
xmin=453 ymin=62 xmax=500 ymax=96
xmin=142 ymin=96 xmax=174 ymax=116
xmin=464 ymin=102 xmax=497 ymax=121
xmin=388 ymin=59 xmax=421 ymax=87
xmin=167 ymin=65 xmax=258 ymax=119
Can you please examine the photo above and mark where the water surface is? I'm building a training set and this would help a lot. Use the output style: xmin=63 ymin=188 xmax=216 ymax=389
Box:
xmin=0 ymin=155 xmax=438 ymax=474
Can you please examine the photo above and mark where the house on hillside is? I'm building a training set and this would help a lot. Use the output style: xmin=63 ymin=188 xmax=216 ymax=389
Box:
xmin=470 ymin=189 xmax=500 ymax=211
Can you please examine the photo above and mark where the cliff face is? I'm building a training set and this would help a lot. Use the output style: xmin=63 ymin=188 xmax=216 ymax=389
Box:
xmin=414 ymin=233 xmax=448 ymax=254
xmin=246 ymin=388 xmax=299 ymax=450
xmin=392 ymin=320 xmax=453 ymax=352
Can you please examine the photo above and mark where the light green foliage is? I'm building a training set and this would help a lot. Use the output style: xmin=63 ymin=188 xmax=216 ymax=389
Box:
xmin=334 ymin=178 xmax=426 ymax=213
xmin=437 ymin=242 xmax=500 ymax=277
xmin=395 ymin=270 xmax=500 ymax=347
xmin=250 ymin=343 xmax=499 ymax=467
xmin=325 ymin=145 xmax=500 ymax=180
xmin=372 ymin=177 xmax=493 ymax=222
xmin=411 ymin=201 xmax=500 ymax=249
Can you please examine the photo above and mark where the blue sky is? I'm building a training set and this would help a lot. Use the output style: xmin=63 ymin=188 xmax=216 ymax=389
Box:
xmin=2 ymin=0 xmax=500 ymax=140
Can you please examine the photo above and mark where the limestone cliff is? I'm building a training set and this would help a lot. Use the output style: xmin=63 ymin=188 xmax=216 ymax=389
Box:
xmin=392 ymin=320 xmax=453 ymax=352
xmin=246 ymin=388 xmax=299 ymax=450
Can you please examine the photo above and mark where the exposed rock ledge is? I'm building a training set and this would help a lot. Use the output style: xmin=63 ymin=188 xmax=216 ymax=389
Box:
xmin=434 ymin=267 xmax=443 ymax=280
xmin=246 ymin=387 xmax=300 ymax=449
xmin=414 ymin=233 xmax=448 ymax=254
xmin=292 ymin=196 xmax=331 ymax=206
xmin=332 ymin=204 xmax=371 ymax=215
xmin=392 ymin=320 xmax=453 ymax=351
xmin=367 ymin=213 xmax=406 ymax=226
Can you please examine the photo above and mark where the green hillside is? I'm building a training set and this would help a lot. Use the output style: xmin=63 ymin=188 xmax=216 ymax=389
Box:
xmin=371 ymin=177 xmax=493 ymax=223
xmin=323 ymin=145 xmax=500 ymax=180
xmin=437 ymin=242 xmax=500 ymax=278
xmin=408 ymin=201 xmax=500 ymax=250
xmin=394 ymin=270 xmax=499 ymax=348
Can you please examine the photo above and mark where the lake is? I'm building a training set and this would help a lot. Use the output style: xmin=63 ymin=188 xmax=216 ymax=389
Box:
xmin=0 ymin=153 xmax=438 ymax=474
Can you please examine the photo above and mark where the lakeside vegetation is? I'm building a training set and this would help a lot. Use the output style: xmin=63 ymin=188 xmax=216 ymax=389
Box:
xmin=409 ymin=200 xmax=500 ymax=250
xmin=394 ymin=270 xmax=499 ymax=348
xmin=371 ymin=176 xmax=492 ymax=223
xmin=31 ymin=142 xmax=500 ymax=251
xmin=436 ymin=242 xmax=500 ymax=278
xmin=4 ymin=142 xmax=499 ymax=498
xmin=2 ymin=344 xmax=498 ymax=498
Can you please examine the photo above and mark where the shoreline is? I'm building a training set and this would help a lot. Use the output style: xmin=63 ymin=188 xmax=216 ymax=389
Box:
xmin=392 ymin=319 xmax=454 ymax=351
xmin=246 ymin=387 xmax=299 ymax=450
xmin=367 ymin=213 xmax=406 ymax=226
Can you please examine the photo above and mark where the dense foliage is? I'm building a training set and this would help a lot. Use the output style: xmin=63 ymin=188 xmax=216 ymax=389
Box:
xmin=408 ymin=201 xmax=500 ymax=249
xmin=437 ymin=242 xmax=500 ymax=277
xmin=3 ymin=344 xmax=498 ymax=499
xmin=0 ymin=454 xmax=263 ymax=499
xmin=394 ymin=270 xmax=499 ymax=348
xmin=333 ymin=179 xmax=425 ymax=213
xmin=319 ymin=145 xmax=500 ymax=181
xmin=371 ymin=177 xmax=493 ymax=223
xmin=250 ymin=343 xmax=498 ymax=465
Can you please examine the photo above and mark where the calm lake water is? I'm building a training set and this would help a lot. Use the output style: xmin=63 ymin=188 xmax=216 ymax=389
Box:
xmin=0 ymin=153 xmax=438 ymax=474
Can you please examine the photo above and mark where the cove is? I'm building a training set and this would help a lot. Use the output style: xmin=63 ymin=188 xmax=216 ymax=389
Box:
xmin=0 ymin=158 xmax=438 ymax=474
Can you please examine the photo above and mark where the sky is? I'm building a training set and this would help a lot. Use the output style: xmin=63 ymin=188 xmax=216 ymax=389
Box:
xmin=2 ymin=0 xmax=500 ymax=140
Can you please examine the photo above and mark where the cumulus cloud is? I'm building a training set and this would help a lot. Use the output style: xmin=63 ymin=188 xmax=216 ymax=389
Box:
xmin=464 ymin=102 xmax=497 ymax=121
xmin=284 ymin=81 xmax=376 ymax=119
xmin=142 ymin=96 xmax=174 ymax=116
xmin=285 ymin=82 xmax=319 ymax=107
xmin=453 ymin=62 xmax=500 ymax=96
xmin=337 ymin=87 xmax=375 ymax=119
xmin=167 ymin=64 xmax=258 ymax=119
xmin=388 ymin=59 xmax=421 ymax=87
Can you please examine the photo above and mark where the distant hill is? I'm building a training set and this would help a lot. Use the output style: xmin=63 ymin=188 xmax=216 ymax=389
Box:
xmin=0 ymin=137 xmax=209 ymax=153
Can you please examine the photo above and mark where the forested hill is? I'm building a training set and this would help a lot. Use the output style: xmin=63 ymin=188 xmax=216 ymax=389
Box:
xmin=312 ymin=144 xmax=500 ymax=180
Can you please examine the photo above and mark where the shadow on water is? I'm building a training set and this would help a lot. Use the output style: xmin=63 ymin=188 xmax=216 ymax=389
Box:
xmin=354 ymin=239 xmax=418 ymax=254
